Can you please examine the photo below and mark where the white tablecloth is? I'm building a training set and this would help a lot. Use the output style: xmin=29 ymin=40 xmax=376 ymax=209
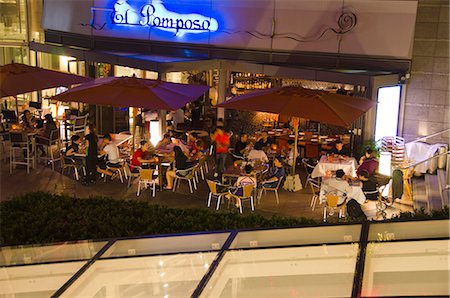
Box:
xmin=311 ymin=156 xmax=358 ymax=178
xmin=319 ymin=179 xmax=366 ymax=205
xmin=405 ymin=142 xmax=447 ymax=174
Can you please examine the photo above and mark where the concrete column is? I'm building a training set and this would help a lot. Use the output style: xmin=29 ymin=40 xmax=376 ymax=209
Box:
xmin=216 ymin=68 xmax=227 ymax=123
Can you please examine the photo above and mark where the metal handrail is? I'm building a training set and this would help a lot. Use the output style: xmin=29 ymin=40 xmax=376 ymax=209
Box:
xmin=398 ymin=150 xmax=449 ymax=170
xmin=405 ymin=128 xmax=450 ymax=145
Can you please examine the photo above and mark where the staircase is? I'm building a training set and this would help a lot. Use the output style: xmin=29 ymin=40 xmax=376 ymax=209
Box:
xmin=400 ymin=128 xmax=450 ymax=213
xmin=413 ymin=169 xmax=449 ymax=213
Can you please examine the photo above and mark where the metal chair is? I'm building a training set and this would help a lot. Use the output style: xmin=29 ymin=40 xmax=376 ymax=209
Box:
xmin=36 ymin=129 xmax=62 ymax=171
xmin=137 ymin=169 xmax=157 ymax=197
xmin=125 ymin=162 xmax=141 ymax=188
xmin=67 ymin=114 xmax=88 ymax=137
xmin=302 ymin=158 xmax=317 ymax=187
xmin=198 ymin=155 xmax=209 ymax=180
xmin=61 ymin=151 xmax=85 ymax=181
xmin=259 ymin=177 xmax=284 ymax=205
xmin=308 ymin=178 xmax=321 ymax=211
xmin=206 ymin=180 xmax=230 ymax=210
xmin=173 ymin=167 xmax=197 ymax=193
xmin=0 ymin=123 xmax=10 ymax=159
xmin=228 ymin=184 xmax=256 ymax=214
xmin=323 ymin=193 xmax=346 ymax=222
xmin=9 ymin=131 xmax=35 ymax=174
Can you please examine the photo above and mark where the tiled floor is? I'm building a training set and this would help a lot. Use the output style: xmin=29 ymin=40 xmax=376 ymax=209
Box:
xmin=1 ymin=157 xmax=412 ymax=222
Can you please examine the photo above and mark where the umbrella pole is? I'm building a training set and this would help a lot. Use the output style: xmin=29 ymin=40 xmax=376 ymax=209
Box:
xmin=14 ymin=96 xmax=19 ymax=123
xmin=292 ymin=117 xmax=299 ymax=175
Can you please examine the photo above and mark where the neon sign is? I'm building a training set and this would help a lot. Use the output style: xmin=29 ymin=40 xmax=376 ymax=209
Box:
xmin=110 ymin=1 xmax=218 ymax=36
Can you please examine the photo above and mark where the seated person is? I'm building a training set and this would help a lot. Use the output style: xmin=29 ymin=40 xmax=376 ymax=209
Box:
xmin=65 ymin=135 xmax=84 ymax=168
xmin=323 ymin=169 xmax=352 ymax=205
xmin=65 ymin=135 xmax=82 ymax=157
xmin=235 ymin=165 xmax=257 ymax=188
xmin=20 ymin=109 xmax=36 ymax=130
xmin=234 ymin=133 xmax=248 ymax=157
xmin=357 ymin=148 xmax=379 ymax=177
xmin=359 ymin=170 xmax=378 ymax=201
xmin=97 ymin=134 xmax=122 ymax=177
xmin=247 ymin=142 xmax=269 ymax=163
xmin=261 ymin=155 xmax=285 ymax=188
xmin=255 ymin=131 xmax=272 ymax=150
xmin=196 ymin=139 xmax=207 ymax=154
xmin=131 ymin=140 xmax=157 ymax=172
xmin=165 ymin=146 xmax=194 ymax=190
xmin=36 ymin=114 xmax=58 ymax=156
xmin=231 ymin=165 xmax=257 ymax=202
xmin=99 ymin=134 xmax=121 ymax=168
xmin=155 ymin=133 xmax=172 ymax=152
xmin=187 ymin=132 xmax=198 ymax=152
xmin=328 ymin=140 xmax=350 ymax=156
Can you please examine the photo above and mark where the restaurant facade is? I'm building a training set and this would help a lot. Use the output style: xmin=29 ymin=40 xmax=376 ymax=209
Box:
xmin=1 ymin=0 xmax=448 ymax=145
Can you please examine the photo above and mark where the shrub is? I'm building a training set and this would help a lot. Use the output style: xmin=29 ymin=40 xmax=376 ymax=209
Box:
xmin=0 ymin=192 xmax=316 ymax=246
xmin=1 ymin=192 xmax=448 ymax=247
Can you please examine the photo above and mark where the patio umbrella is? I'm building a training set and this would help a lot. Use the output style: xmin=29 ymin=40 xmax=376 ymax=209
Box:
xmin=52 ymin=76 xmax=209 ymax=149
xmin=51 ymin=76 xmax=209 ymax=110
xmin=216 ymin=86 xmax=376 ymax=182
xmin=216 ymin=86 xmax=375 ymax=127
xmin=0 ymin=62 xmax=93 ymax=117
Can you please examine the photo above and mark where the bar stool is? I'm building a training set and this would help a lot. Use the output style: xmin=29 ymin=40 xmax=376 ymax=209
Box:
xmin=9 ymin=131 xmax=35 ymax=174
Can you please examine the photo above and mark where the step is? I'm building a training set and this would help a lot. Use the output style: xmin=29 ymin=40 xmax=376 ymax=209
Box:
xmin=425 ymin=173 xmax=443 ymax=212
xmin=412 ymin=177 xmax=428 ymax=211
xmin=437 ymin=169 xmax=449 ymax=207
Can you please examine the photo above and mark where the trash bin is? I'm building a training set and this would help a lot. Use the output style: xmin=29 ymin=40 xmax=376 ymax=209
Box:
xmin=438 ymin=145 xmax=448 ymax=169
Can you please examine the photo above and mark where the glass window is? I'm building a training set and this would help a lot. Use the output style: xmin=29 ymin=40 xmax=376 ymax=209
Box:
xmin=368 ymin=219 xmax=450 ymax=242
xmin=230 ymin=225 xmax=361 ymax=249
xmin=0 ymin=0 xmax=27 ymax=42
xmin=0 ymin=241 xmax=108 ymax=266
xmin=61 ymin=252 xmax=218 ymax=297
xmin=201 ymin=244 xmax=359 ymax=297
xmin=362 ymin=239 xmax=450 ymax=297
xmin=101 ymin=233 xmax=230 ymax=258
xmin=0 ymin=261 xmax=86 ymax=297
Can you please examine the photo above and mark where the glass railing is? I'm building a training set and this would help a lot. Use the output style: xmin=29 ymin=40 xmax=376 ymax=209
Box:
xmin=1 ymin=219 xmax=449 ymax=297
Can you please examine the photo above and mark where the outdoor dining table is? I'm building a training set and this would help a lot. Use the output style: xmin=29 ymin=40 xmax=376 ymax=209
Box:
xmin=311 ymin=155 xmax=358 ymax=178
xmin=318 ymin=177 xmax=366 ymax=205
xmin=222 ymin=162 xmax=269 ymax=185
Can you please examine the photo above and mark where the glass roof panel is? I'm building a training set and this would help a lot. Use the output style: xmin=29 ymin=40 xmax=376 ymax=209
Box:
xmin=101 ymin=233 xmax=230 ymax=258
xmin=61 ymin=252 xmax=217 ymax=297
xmin=230 ymin=225 xmax=361 ymax=249
xmin=201 ymin=244 xmax=359 ymax=297
xmin=0 ymin=261 xmax=86 ymax=297
xmin=368 ymin=219 xmax=450 ymax=242
xmin=362 ymin=239 xmax=450 ymax=297
xmin=0 ymin=241 xmax=108 ymax=266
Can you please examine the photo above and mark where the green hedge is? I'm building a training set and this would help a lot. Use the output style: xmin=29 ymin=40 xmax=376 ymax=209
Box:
xmin=0 ymin=192 xmax=316 ymax=246
xmin=1 ymin=192 xmax=448 ymax=247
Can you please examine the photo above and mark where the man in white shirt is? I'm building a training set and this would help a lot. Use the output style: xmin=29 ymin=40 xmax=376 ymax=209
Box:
xmin=321 ymin=169 xmax=353 ymax=205
xmin=247 ymin=142 xmax=269 ymax=163
xmin=100 ymin=134 xmax=121 ymax=168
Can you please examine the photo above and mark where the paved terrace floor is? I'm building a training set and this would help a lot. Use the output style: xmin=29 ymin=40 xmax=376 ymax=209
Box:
xmin=0 ymin=157 xmax=413 ymax=221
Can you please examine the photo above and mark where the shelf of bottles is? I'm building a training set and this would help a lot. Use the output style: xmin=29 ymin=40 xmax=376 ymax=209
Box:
xmin=230 ymin=73 xmax=282 ymax=95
